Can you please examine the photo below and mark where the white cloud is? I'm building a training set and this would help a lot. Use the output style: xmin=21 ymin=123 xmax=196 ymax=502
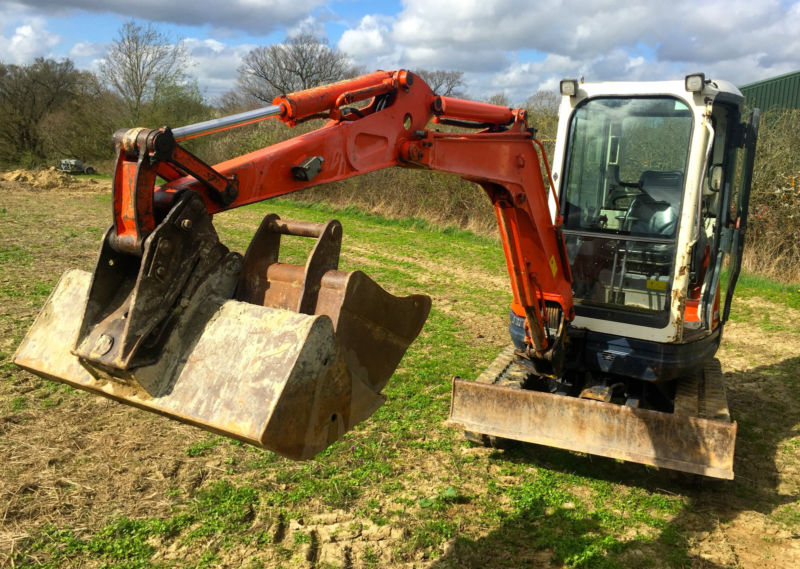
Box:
xmin=335 ymin=0 xmax=800 ymax=103
xmin=338 ymin=15 xmax=393 ymax=61
xmin=0 ymin=17 xmax=60 ymax=64
xmin=286 ymin=14 xmax=328 ymax=39
xmin=183 ymin=38 xmax=256 ymax=99
xmin=68 ymin=40 xmax=107 ymax=59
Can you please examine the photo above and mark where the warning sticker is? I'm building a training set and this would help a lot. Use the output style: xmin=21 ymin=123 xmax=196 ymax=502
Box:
xmin=646 ymin=279 xmax=667 ymax=291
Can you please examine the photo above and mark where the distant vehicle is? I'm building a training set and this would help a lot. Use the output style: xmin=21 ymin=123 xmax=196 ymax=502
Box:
xmin=58 ymin=159 xmax=95 ymax=175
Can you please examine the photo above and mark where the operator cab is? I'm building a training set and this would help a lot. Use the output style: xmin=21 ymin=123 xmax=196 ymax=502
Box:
xmin=548 ymin=74 xmax=758 ymax=382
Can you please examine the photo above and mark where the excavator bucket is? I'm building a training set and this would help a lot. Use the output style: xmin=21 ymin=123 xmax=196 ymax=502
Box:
xmin=14 ymin=205 xmax=430 ymax=460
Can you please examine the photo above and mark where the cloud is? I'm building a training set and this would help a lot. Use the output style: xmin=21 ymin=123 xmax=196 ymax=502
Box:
xmin=68 ymin=41 xmax=106 ymax=59
xmin=7 ymin=0 xmax=328 ymax=35
xmin=339 ymin=15 xmax=393 ymax=61
xmin=182 ymin=38 xmax=257 ymax=99
xmin=0 ymin=16 xmax=60 ymax=64
xmin=3 ymin=0 xmax=799 ymax=105
xmin=336 ymin=0 xmax=800 ymax=103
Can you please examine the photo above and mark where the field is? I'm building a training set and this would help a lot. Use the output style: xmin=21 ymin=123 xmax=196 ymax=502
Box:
xmin=1 ymin=171 xmax=800 ymax=569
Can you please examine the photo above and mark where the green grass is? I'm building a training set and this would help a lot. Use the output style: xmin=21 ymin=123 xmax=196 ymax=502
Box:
xmin=729 ymin=270 xmax=800 ymax=311
xmin=185 ymin=436 xmax=221 ymax=457
xmin=5 ymin=197 xmax=798 ymax=569
xmin=0 ymin=245 xmax=34 ymax=266
xmin=724 ymin=268 xmax=800 ymax=332
xmin=771 ymin=501 xmax=800 ymax=529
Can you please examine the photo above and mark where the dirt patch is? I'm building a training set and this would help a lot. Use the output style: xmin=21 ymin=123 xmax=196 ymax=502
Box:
xmin=1 ymin=168 xmax=104 ymax=194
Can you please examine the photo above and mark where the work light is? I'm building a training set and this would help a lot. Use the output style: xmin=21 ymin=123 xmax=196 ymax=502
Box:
xmin=560 ymin=79 xmax=579 ymax=97
xmin=685 ymin=73 xmax=706 ymax=93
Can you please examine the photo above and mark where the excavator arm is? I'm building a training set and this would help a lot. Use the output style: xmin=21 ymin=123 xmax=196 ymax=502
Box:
xmin=111 ymin=70 xmax=573 ymax=354
xmin=15 ymin=70 xmax=574 ymax=459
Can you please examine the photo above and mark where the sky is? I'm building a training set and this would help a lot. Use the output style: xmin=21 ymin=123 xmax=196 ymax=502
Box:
xmin=1 ymin=0 xmax=799 ymax=104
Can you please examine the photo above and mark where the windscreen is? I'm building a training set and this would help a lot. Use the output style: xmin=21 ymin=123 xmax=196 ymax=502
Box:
xmin=563 ymin=97 xmax=692 ymax=236
xmin=560 ymin=97 xmax=693 ymax=322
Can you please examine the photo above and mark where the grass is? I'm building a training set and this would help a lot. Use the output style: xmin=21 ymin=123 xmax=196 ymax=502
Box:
xmin=733 ymin=271 xmax=800 ymax=311
xmin=185 ymin=436 xmax=221 ymax=457
xmin=3 ymin=194 xmax=799 ymax=568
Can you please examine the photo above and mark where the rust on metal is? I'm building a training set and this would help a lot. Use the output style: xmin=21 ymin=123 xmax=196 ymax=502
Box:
xmin=75 ymin=192 xmax=235 ymax=372
xmin=579 ymin=385 xmax=615 ymax=402
xmin=448 ymin=347 xmax=737 ymax=479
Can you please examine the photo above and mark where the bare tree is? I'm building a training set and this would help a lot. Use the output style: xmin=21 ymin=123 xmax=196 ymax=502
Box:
xmin=484 ymin=93 xmax=510 ymax=107
xmin=238 ymin=34 xmax=359 ymax=104
xmin=100 ymin=20 xmax=189 ymax=122
xmin=39 ymin=71 xmax=120 ymax=162
xmin=216 ymin=88 xmax=261 ymax=114
xmin=413 ymin=69 xmax=465 ymax=97
xmin=525 ymin=90 xmax=560 ymax=114
xmin=525 ymin=90 xmax=561 ymax=144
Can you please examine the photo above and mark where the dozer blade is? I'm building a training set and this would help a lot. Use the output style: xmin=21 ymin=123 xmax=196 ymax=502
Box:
xmin=448 ymin=347 xmax=737 ymax=479
xmin=14 ymin=210 xmax=430 ymax=460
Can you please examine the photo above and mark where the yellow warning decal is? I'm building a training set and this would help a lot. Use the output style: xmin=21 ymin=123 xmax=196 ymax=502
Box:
xmin=549 ymin=255 xmax=558 ymax=277
xmin=646 ymin=279 xmax=667 ymax=291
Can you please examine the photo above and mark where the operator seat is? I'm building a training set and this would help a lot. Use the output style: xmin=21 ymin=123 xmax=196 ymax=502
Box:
xmin=628 ymin=170 xmax=684 ymax=237
xmin=624 ymin=170 xmax=684 ymax=272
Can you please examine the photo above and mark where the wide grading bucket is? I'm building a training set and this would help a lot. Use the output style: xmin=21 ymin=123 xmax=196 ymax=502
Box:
xmin=448 ymin=347 xmax=737 ymax=479
xmin=14 ymin=211 xmax=430 ymax=460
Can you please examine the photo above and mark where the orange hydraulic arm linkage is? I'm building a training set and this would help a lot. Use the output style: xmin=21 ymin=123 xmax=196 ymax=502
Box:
xmin=107 ymin=69 xmax=574 ymax=359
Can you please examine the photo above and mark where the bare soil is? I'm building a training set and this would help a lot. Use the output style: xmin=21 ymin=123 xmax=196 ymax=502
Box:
xmin=1 ymin=171 xmax=799 ymax=568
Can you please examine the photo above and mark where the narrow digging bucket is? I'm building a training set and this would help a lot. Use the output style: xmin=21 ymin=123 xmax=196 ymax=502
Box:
xmin=14 ymin=213 xmax=430 ymax=460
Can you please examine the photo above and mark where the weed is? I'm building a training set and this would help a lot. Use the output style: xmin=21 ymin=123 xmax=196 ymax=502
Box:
xmin=293 ymin=531 xmax=311 ymax=545
xmin=363 ymin=545 xmax=380 ymax=568
xmin=185 ymin=437 xmax=220 ymax=457
xmin=22 ymin=515 xmax=193 ymax=568
xmin=190 ymin=480 xmax=259 ymax=538
xmin=771 ymin=501 xmax=800 ymax=529
xmin=411 ymin=519 xmax=456 ymax=549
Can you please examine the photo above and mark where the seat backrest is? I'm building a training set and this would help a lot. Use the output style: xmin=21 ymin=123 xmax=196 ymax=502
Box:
xmin=638 ymin=170 xmax=684 ymax=204
xmin=631 ymin=170 xmax=684 ymax=236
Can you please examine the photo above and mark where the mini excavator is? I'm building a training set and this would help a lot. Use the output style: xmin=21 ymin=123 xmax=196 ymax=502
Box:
xmin=14 ymin=70 xmax=758 ymax=479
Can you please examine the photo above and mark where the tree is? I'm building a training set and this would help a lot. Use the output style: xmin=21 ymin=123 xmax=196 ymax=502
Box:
xmin=525 ymin=90 xmax=560 ymax=114
xmin=216 ymin=88 xmax=261 ymax=115
xmin=484 ymin=93 xmax=510 ymax=107
xmin=100 ymin=20 xmax=189 ymax=122
xmin=148 ymin=80 xmax=210 ymax=127
xmin=38 ymin=71 xmax=120 ymax=162
xmin=238 ymin=34 xmax=359 ymax=103
xmin=0 ymin=58 xmax=84 ymax=165
xmin=525 ymin=90 xmax=561 ymax=143
xmin=413 ymin=69 xmax=465 ymax=97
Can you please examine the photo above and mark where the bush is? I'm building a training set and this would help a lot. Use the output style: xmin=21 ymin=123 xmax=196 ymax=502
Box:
xmin=744 ymin=108 xmax=800 ymax=282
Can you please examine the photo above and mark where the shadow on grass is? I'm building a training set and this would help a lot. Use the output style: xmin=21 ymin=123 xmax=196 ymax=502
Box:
xmin=429 ymin=356 xmax=800 ymax=568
